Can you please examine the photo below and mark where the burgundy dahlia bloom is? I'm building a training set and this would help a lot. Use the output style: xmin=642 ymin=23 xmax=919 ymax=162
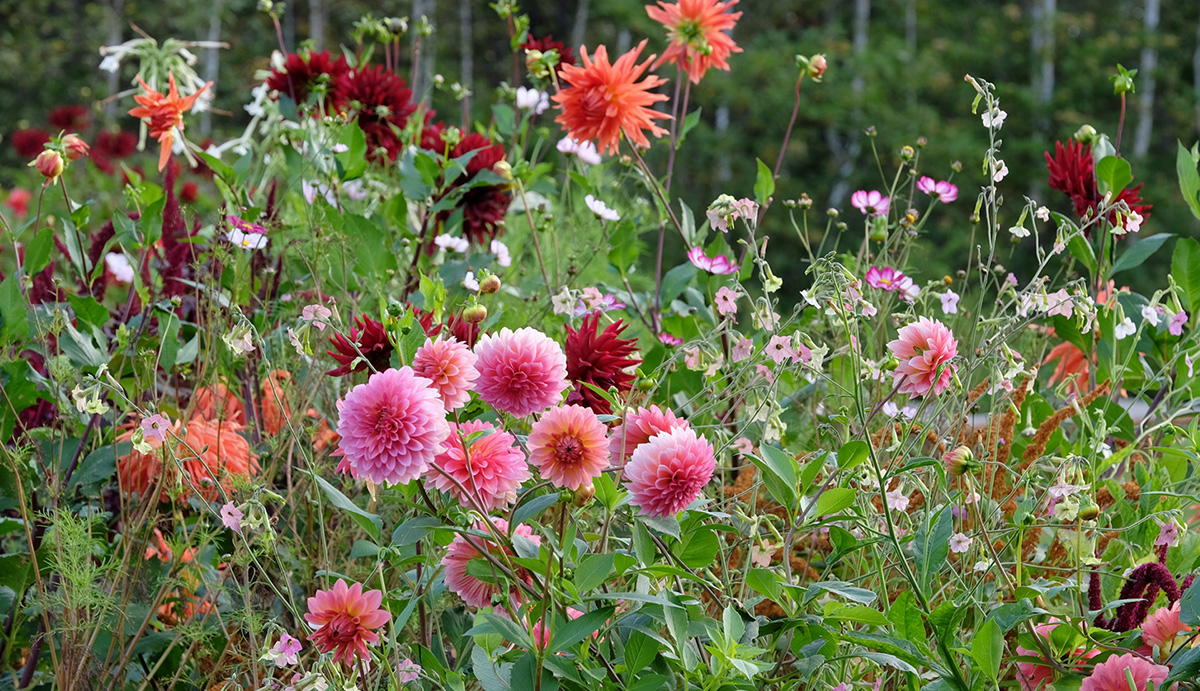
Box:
xmin=564 ymin=313 xmax=641 ymax=415
xmin=326 ymin=315 xmax=394 ymax=377
xmin=11 ymin=129 xmax=51 ymax=158
xmin=1045 ymin=140 xmax=1151 ymax=227
xmin=343 ymin=65 xmax=417 ymax=162
xmin=266 ymin=50 xmax=351 ymax=112
xmin=48 ymin=105 xmax=90 ymax=132
xmin=424 ymin=130 xmax=512 ymax=247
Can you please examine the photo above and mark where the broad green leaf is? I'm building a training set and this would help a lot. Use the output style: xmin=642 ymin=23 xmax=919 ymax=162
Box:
xmin=913 ymin=507 xmax=954 ymax=594
xmin=660 ymin=262 xmax=697 ymax=307
xmin=1172 ymin=238 xmax=1200 ymax=314
xmin=808 ymin=580 xmax=876 ymax=605
xmin=1176 ymin=141 xmax=1200 ymax=221
xmin=309 ymin=472 xmax=383 ymax=542
xmin=750 ymin=445 xmax=798 ymax=511
xmin=0 ymin=276 xmax=28 ymax=341
xmin=815 ymin=487 xmax=856 ymax=517
xmin=549 ymin=607 xmax=613 ymax=653
xmin=195 ymin=151 xmax=235 ymax=182
xmin=1163 ymin=645 xmax=1200 ymax=684
xmin=622 ymin=630 xmax=657 ymax=678
xmin=754 ymin=158 xmax=775 ymax=205
xmin=467 ymin=613 xmax=534 ymax=650
xmin=335 ymin=121 xmax=368 ymax=180
xmin=837 ymin=440 xmax=869 ymax=470
xmin=24 ymin=228 xmax=54 ymax=276
xmin=1109 ymin=233 xmax=1173 ymax=277
xmin=746 ymin=568 xmax=784 ymax=604
xmin=970 ymin=618 xmax=1003 ymax=682
xmin=1180 ymin=576 xmax=1200 ymax=626
xmin=677 ymin=527 xmax=719 ymax=569
xmin=1095 ymin=156 xmax=1132 ymax=197
xmin=826 ymin=604 xmax=889 ymax=627
xmin=888 ymin=591 xmax=926 ymax=645
xmin=858 ymin=651 xmax=917 ymax=674
xmin=573 ymin=553 xmax=615 ymax=592
xmin=390 ymin=516 xmax=441 ymax=547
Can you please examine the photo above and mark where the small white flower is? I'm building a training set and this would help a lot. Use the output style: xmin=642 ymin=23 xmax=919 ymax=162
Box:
xmin=885 ymin=488 xmax=910 ymax=512
xmin=551 ymin=286 xmax=575 ymax=315
xmin=1008 ymin=225 xmax=1030 ymax=238
xmin=1114 ymin=317 xmax=1136 ymax=340
xmin=105 ymin=252 xmax=135 ymax=283
xmin=899 ymin=405 xmax=918 ymax=420
xmin=1122 ymin=210 xmax=1143 ymax=235
xmin=973 ymin=560 xmax=990 ymax=573
xmin=462 ymin=271 xmax=480 ymax=291
xmin=1036 ymin=206 xmax=1050 ymax=222
xmin=99 ymin=53 xmax=122 ymax=74
xmin=949 ymin=532 xmax=973 ymax=553
xmin=227 ymin=228 xmax=269 ymax=250
xmin=514 ymin=86 xmax=550 ymax=115
xmin=556 ymin=137 xmax=602 ymax=166
xmin=584 ymin=194 xmax=620 ymax=222
xmin=490 ymin=239 xmax=511 ymax=267
xmin=993 ymin=160 xmax=1009 ymax=182
xmin=1142 ymin=305 xmax=1160 ymax=326
xmin=981 ymin=108 xmax=1007 ymax=130
xmin=302 ymin=180 xmax=337 ymax=206
xmin=434 ymin=234 xmax=469 ymax=253
xmin=331 ymin=143 xmax=349 ymax=153
xmin=223 ymin=326 xmax=256 ymax=354
xmin=881 ymin=401 xmax=900 ymax=418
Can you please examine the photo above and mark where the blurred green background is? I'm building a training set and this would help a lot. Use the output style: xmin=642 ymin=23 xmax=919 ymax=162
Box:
xmin=3 ymin=0 xmax=1199 ymax=289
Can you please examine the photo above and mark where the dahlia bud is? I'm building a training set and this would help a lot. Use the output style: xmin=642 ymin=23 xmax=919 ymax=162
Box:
xmin=32 ymin=150 xmax=64 ymax=181
xmin=943 ymin=445 xmax=979 ymax=476
xmin=951 ymin=160 xmax=963 ymax=173
xmin=493 ymin=160 xmax=513 ymax=181
xmin=798 ymin=193 xmax=813 ymax=210
xmin=62 ymin=134 xmax=90 ymax=161
xmin=462 ymin=303 xmax=487 ymax=324
xmin=1073 ymin=124 xmax=1098 ymax=145
xmin=900 ymin=145 xmax=915 ymax=161
xmin=572 ymin=483 xmax=595 ymax=508
xmin=1079 ymin=503 xmax=1100 ymax=521
xmin=525 ymin=49 xmax=549 ymax=79
xmin=916 ymin=137 xmax=927 ymax=149
xmin=806 ymin=54 xmax=827 ymax=81
xmin=478 ymin=273 xmax=501 ymax=294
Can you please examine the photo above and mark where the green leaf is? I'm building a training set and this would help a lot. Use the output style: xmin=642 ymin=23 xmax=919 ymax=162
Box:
xmin=659 ymin=262 xmax=697 ymax=307
xmin=838 ymin=631 xmax=935 ymax=675
xmin=632 ymin=520 xmax=656 ymax=566
xmin=808 ymin=580 xmax=877 ymax=604
xmin=1163 ymin=645 xmax=1200 ymax=685
xmin=677 ymin=107 xmax=702 ymax=147
xmin=837 ymin=440 xmax=869 ymax=471
xmin=335 ymin=122 xmax=368 ymax=181
xmin=309 ymin=472 xmax=383 ymax=542
xmin=60 ymin=323 xmax=107 ymax=367
xmin=750 ymin=446 xmax=798 ymax=512
xmin=826 ymin=604 xmax=889 ymax=627
xmin=970 ymin=618 xmax=1003 ymax=682
xmin=622 ymin=630 xmax=657 ymax=678
xmin=857 ymin=651 xmax=917 ymax=674
xmin=815 ymin=487 xmax=856 ymax=517
xmin=746 ymin=568 xmax=784 ymax=604
xmin=0 ymin=276 xmax=28 ymax=342
xmin=1095 ymin=156 xmax=1133 ymax=197
xmin=195 ymin=151 xmax=235 ymax=183
xmin=677 ymin=527 xmax=719 ymax=569
xmin=1109 ymin=233 xmax=1173 ymax=277
xmin=549 ymin=607 xmax=612 ymax=653
xmin=391 ymin=516 xmax=441 ymax=547
xmin=512 ymin=493 xmax=559 ymax=526
xmin=1172 ymin=237 xmax=1200 ymax=314
xmin=1179 ymin=576 xmax=1200 ymax=626
xmin=888 ymin=591 xmax=926 ymax=645
xmin=754 ymin=158 xmax=775 ymax=205
xmin=342 ymin=214 xmax=398 ymax=278
xmin=25 ymin=228 xmax=54 ymax=276
xmin=1176 ymin=141 xmax=1200 ymax=221
xmin=573 ymin=553 xmax=615 ymax=592
xmin=912 ymin=506 xmax=954 ymax=596
xmin=350 ymin=539 xmax=379 ymax=559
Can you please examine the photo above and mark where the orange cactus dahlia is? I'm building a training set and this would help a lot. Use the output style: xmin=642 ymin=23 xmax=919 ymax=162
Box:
xmin=645 ymin=0 xmax=743 ymax=84
xmin=552 ymin=40 xmax=670 ymax=155
xmin=127 ymin=73 xmax=210 ymax=171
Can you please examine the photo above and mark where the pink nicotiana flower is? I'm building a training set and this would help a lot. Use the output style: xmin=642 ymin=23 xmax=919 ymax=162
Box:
xmin=427 ymin=420 xmax=529 ymax=511
xmin=687 ymin=246 xmax=738 ymax=275
xmin=396 ymin=658 xmax=422 ymax=683
xmin=949 ymin=532 xmax=972 ymax=553
xmin=304 ymin=579 xmax=391 ymax=666
xmin=412 ymin=336 xmax=479 ymax=411
xmin=1046 ymin=290 xmax=1074 ymax=318
xmin=624 ymin=427 xmax=715 ymax=518
xmin=765 ymin=334 xmax=799 ymax=364
xmin=141 ymin=413 xmax=171 ymax=442
xmin=528 ymin=405 xmax=609 ymax=490
xmin=916 ymin=176 xmax=958 ymax=203
xmin=714 ymin=286 xmax=739 ymax=316
xmin=1155 ymin=520 xmax=1180 ymax=547
xmin=472 ymin=327 xmax=570 ymax=417
xmin=302 ymin=304 xmax=333 ymax=330
xmin=220 ymin=502 xmax=243 ymax=533
xmin=851 ymin=190 xmax=890 ymax=217
xmin=887 ymin=317 xmax=958 ymax=396
xmin=1169 ymin=310 xmax=1188 ymax=336
xmin=885 ymin=488 xmax=910 ymax=511
xmin=731 ymin=337 xmax=753 ymax=360
xmin=266 ymin=633 xmax=302 ymax=667
xmin=941 ymin=290 xmax=960 ymax=315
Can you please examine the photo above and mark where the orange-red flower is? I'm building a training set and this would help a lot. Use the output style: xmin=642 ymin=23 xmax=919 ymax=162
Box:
xmin=127 ymin=73 xmax=210 ymax=171
xmin=645 ymin=0 xmax=742 ymax=84
xmin=552 ymin=40 xmax=670 ymax=155
xmin=260 ymin=370 xmax=292 ymax=436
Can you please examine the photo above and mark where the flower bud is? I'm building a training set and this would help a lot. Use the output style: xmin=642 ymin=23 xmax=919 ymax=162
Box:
xmin=463 ymin=303 xmax=487 ymax=324
xmin=479 ymin=273 xmax=501 ymax=294
xmin=1073 ymin=124 xmax=1098 ymax=145
xmin=869 ymin=214 xmax=888 ymax=242
xmin=525 ymin=49 xmax=549 ymax=79
xmin=1079 ymin=503 xmax=1100 ymax=521
xmin=32 ymin=150 xmax=63 ymax=181
xmin=900 ymin=145 xmax=915 ymax=161
xmin=493 ymin=160 xmax=513 ymax=181
xmin=807 ymin=54 xmax=827 ymax=81
xmin=572 ymin=483 xmax=595 ymax=508
xmin=62 ymin=134 xmax=90 ymax=161
xmin=943 ymin=445 xmax=979 ymax=476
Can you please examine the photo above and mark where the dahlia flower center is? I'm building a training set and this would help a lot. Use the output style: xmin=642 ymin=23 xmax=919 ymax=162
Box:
xmin=554 ymin=435 xmax=585 ymax=465
xmin=325 ymin=613 xmax=362 ymax=644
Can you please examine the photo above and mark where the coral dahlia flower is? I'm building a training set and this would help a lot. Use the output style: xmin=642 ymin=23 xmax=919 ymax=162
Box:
xmin=887 ymin=317 xmax=958 ymax=397
xmin=645 ymin=0 xmax=742 ymax=84
xmin=624 ymin=426 xmax=715 ymax=518
xmin=127 ymin=73 xmax=211 ymax=171
xmin=413 ymin=336 xmax=479 ymax=411
xmin=427 ymin=420 xmax=530 ymax=511
xmin=304 ymin=579 xmax=391 ymax=666
xmin=1080 ymin=653 xmax=1173 ymax=691
xmin=266 ymin=50 xmax=351 ymax=112
xmin=260 ymin=370 xmax=292 ymax=436
xmin=553 ymin=40 xmax=670 ymax=155
xmin=326 ymin=314 xmax=394 ymax=377
xmin=528 ymin=405 xmax=610 ymax=490
xmin=442 ymin=518 xmax=540 ymax=608
xmin=1015 ymin=620 xmax=1099 ymax=691
xmin=472 ymin=327 xmax=570 ymax=417
xmin=1141 ymin=601 xmax=1192 ymax=658
xmin=342 ymin=65 xmax=416 ymax=162
xmin=335 ymin=367 xmax=449 ymax=485
xmin=608 ymin=405 xmax=690 ymax=465
xmin=564 ymin=313 xmax=641 ymax=415
xmin=117 ymin=418 xmax=259 ymax=502
xmin=192 ymin=383 xmax=246 ymax=424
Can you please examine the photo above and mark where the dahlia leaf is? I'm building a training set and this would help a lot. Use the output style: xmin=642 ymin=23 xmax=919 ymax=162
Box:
xmin=676 ymin=526 xmax=719 ymax=568
xmin=573 ymin=553 xmax=615 ymax=592
xmin=1162 ymin=645 xmax=1200 ymax=685
xmin=912 ymin=506 xmax=954 ymax=596
xmin=1095 ymin=156 xmax=1132 ymax=197
xmin=390 ymin=516 xmax=441 ymax=547
xmin=1171 ymin=238 xmax=1200 ymax=314
xmin=548 ymin=606 xmax=614 ymax=653
xmin=1109 ymin=233 xmax=1173 ymax=277
xmin=24 ymin=227 xmax=54 ymax=276
xmin=334 ymin=121 xmax=367 ymax=181
xmin=1180 ymin=576 xmax=1200 ymax=626
xmin=1176 ymin=141 xmax=1200 ymax=221
xmin=309 ymin=472 xmax=383 ymax=542
xmin=751 ymin=445 xmax=798 ymax=512
xmin=815 ymin=487 xmax=856 ymax=517
xmin=836 ymin=440 xmax=869 ymax=471
xmin=754 ymin=158 xmax=775 ymax=206
xmin=512 ymin=492 xmax=559 ymax=526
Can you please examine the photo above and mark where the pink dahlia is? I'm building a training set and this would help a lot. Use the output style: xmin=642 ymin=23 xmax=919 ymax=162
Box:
xmin=1080 ymin=653 xmax=1173 ymax=691
xmin=472 ymin=327 xmax=570 ymax=417
xmin=412 ymin=336 xmax=479 ymax=411
xmin=335 ymin=367 xmax=450 ymax=485
xmin=532 ymin=607 xmax=585 ymax=650
xmin=1016 ymin=621 xmax=1098 ymax=691
xmin=427 ymin=420 xmax=530 ymax=511
xmin=304 ymin=579 xmax=391 ymax=666
xmin=608 ymin=405 xmax=690 ymax=466
xmin=887 ymin=317 xmax=958 ymax=397
xmin=442 ymin=518 xmax=539 ymax=608
xmin=528 ymin=405 xmax=610 ymax=490
xmin=1141 ymin=601 xmax=1192 ymax=654
xmin=624 ymin=426 xmax=715 ymax=518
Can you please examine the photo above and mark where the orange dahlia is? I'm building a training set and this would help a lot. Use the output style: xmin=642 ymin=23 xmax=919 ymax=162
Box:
xmin=260 ymin=370 xmax=292 ymax=436
xmin=127 ymin=73 xmax=210 ymax=171
xmin=552 ymin=40 xmax=670 ymax=155
xmin=645 ymin=0 xmax=742 ymax=84
xmin=117 ymin=418 xmax=259 ymax=502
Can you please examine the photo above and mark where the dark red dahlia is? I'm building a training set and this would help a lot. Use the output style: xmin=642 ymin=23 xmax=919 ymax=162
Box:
xmin=181 ymin=181 xmax=199 ymax=203
xmin=343 ymin=65 xmax=416 ymax=162
xmin=406 ymin=304 xmax=479 ymax=347
xmin=48 ymin=105 xmax=90 ymax=133
xmin=424 ymin=130 xmax=511 ymax=246
xmin=11 ymin=129 xmax=50 ymax=158
xmin=1045 ymin=140 xmax=1151 ymax=228
xmin=420 ymin=120 xmax=448 ymax=153
xmin=95 ymin=130 xmax=138 ymax=158
xmin=326 ymin=315 xmax=395 ymax=377
xmin=564 ymin=313 xmax=641 ymax=415
xmin=267 ymin=51 xmax=351 ymax=112
xmin=521 ymin=33 xmax=576 ymax=75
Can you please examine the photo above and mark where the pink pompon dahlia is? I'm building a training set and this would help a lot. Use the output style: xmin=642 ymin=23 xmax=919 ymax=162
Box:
xmin=608 ymin=405 xmax=690 ymax=466
xmin=1141 ymin=601 xmax=1192 ymax=657
xmin=442 ymin=519 xmax=540 ymax=608
xmin=427 ymin=420 xmax=530 ymax=511
xmin=624 ymin=426 xmax=715 ymax=518
xmin=472 ymin=327 xmax=570 ymax=417
xmin=335 ymin=367 xmax=450 ymax=485
xmin=528 ymin=405 xmax=610 ymax=490
xmin=413 ymin=336 xmax=479 ymax=411
xmin=645 ymin=0 xmax=743 ymax=84
xmin=1080 ymin=653 xmax=1173 ymax=691
xmin=887 ymin=317 xmax=958 ymax=397
xmin=304 ymin=579 xmax=391 ymax=666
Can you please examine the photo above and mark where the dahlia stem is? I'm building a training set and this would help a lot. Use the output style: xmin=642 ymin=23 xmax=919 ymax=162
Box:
xmin=1116 ymin=92 xmax=1127 ymax=157
xmin=758 ymin=72 xmax=806 ymax=225
xmin=515 ymin=180 xmax=554 ymax=300
xmin=59 ymin=175 xmax=90 ymax=289
xmin=664 ymin=63 xmax=686 ymax=195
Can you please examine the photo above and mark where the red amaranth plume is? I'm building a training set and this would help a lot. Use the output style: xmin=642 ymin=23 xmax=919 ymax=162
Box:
xmin=343 ymin=65 xmax=416 ymax=162
xmin=266 ymin=51 xmax=351 ymax=112
xmin=564 ymin=313 xmax=641 ymax=415
xmin=1091 ymin=562 xmax=1186 ymax=632
xmin=159 ymin=164 xmax=197 ymax=298
xmin=326 ymin=315 xmax=394 ymax=377
xmin=1044 ymin=140 xmax=1152 ymax=229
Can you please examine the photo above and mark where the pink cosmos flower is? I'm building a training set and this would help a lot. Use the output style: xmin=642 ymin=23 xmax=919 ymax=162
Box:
xmin=865 ymin=266 xmax=909 ymax=292
xmin=427 ymin=420 xmax=530 ymax=511
xmin=442 ymin=518 xmax=539 ymax=608
xmin=714 ymin=286 xmax=739 ymax=316
xmin=220 ymin=502 xmax=243 ymax=533
xmin=141 ymin=413 xmax=170 ymax=442
xmin=608 ymin=404 xmax=690 ymax=465
xmin=472 ymin=327 xmax=570 ymax=417
xmin=528 ymin=405 xmax=609 ymax=490
xmin=916 ymin=176 xmax=958 ymax=203
xmin=887 ymin=317 xmax=958 ymax=396
xmin=658 ymin=333 xmax=682 ymax=347
xmin=1141 ymin=601 xmax=1192 ymax=653
xmin=1170 ymin=311 xmax=1188 ymax=336
xmin=687 ymin=246 xmax=738 ymax=275
xmin=412 ymin=336 xmax=480 ymax=411
xmin=1080 ymin=653 xmax=1172 ymax=691
xmin=624 ymin=427 xmax=716 ymax=518
xmin=851 ymin=190 xmax=890 ymax=217
xmin=304 ymin=579 xmax=391 ymax=666
xmin=336 ymin=367 xmax=450 ymax=485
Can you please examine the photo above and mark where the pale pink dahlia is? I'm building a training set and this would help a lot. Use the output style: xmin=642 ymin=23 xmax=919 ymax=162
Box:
xmin=624 ymin=427 xmax=715 ymax=518
xmin=304 ymin=579 xmax=391 ymax=666
xmin=336 ymin=367 xmax=450 ymax=485
xmin=608 ymin=405 xmax=690 ymax=465
xmin=1141 ymin=601 xmax=1192 ymax=654
xmin=472 ymin=327 xmax=570 ymax=417
xmin=528 ymin=405 xmax=610 ymax=490
xmin=442 ymin=518 xmax=540 ymax=608
xmin=413 ymin=336 xmax=480 ymax=411
xmin=427 ymin=420 xmax=530 ymax=511
xmin=1080 ymin=653 xmax=1173 ymax=691
xmin=887 ymin=317 xmax=958 ymax=397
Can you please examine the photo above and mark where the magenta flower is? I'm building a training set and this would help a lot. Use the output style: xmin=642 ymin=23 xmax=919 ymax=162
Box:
xmin=624 ymin=427 xmax=716 ymax=518
xmin=472 ymin=327 xmax=570 ymax=417
xmin=687 ymin=246 xmax=738 ymax=275
xmin=1169 ymin=310 xmax=1188 ymax=336
xmin=916 ymin=176 xmax=958 ymax=203
xmin=851 ymin=190 xmax=890 ymax=217
xmin=220 ymin=502 xmax=243 ymax=533
xmin=887 ymin=317 xmax=958 ymax=396
xmin=266 ymin=633 xmax=302 ymax=667
xmin=865 ymin=266 xmax=908 ymax=292
xmin=141 ymin=413 xmax=170 ymax=442
xmin=304 ymin=579 xmax=391 ymax=666
xmin=714 ymin=287 xmax=739 ymax=316
xmin=658 ymin=333 xmax=682 ymax=347
xmin=229 ymin=215 xmax=267 ymax=235
xmin=1080 ymin=653 xmax=1171 ymax=691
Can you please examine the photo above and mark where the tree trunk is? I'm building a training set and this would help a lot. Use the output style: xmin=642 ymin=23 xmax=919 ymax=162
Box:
xmin=412 ymin=0 xmax=435 ymax=103
xmin=460 ymin=0 xmax=472 ymax=127
xmin=1030 ymin=0 xmax=1056 ymax=117
xmin=1132 ymin=0 xmax=1160 ymax=159
xmin=905 ymin=0 xmax=916 ymax=108
xmin=200 ymin=0 xmax=223 ymax=136
xmin=103 ymin=0 xmax=125 ymax=126
xmin=851 ymin=0 xmax=869 ymax=99
xmin=1195 ymin=6 xmax=1200 ymax=134
xmin=309 ymin=0 xmax=327 ymax=51
xmin=571 ymin=0 xmax=591 ymax=51
xmin=830 ymin=0 xmax=869 ymax=208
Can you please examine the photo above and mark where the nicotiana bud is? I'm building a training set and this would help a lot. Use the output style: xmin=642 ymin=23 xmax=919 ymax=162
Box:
xmin=62 ymin=134 xmax=90 ymax=161
xmin=32 ymin=150 xmax=64 ymax=181
xmin=943 ymin=445 xmax=979 ymax=476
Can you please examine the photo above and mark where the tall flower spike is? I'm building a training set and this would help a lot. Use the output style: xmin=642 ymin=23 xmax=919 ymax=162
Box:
xmin=127 ymin=73 xmax=211 ymax=171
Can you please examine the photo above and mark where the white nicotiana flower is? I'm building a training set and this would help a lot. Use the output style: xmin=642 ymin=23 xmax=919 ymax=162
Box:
xmin=462 ymin=271 xmax=480 ymax=291
xmin=584 ymin=194 xmax=620 ymax=222
xmin=223 ymin=326 xmax=256 ymax=354
xmin=1121 ymin=210 xmax=1143 ymax=235
xmin=982 ymin=108 xmax=1007 ymax=130
xmin=993 ymin=160 xmax=1009 ymax=183
xmin=514 ymin=86 xmax=549 ymax=115
xmin=1114 ymin=317 xmax=1136 ymax=340
xmin=1036 ymin=206 xmax=1050 ymax=222
xmin=1008 ymin=225 xmax=1030 ymax=238
xmin=245 ymin=83 xmax=270 ymax=118
xmin=556 ymin=137 xmax=602 ymax=166
xmin=227 ymin=228 xmax=269 ymax=250
xmin=490 ymin=239 xmax=511 ymax=267
xmin=1142 ymin=305 xmax=1160 ymax=326
xmin=434 ymin=234 xmax=469 ymax=253
xmin=105 ymin=252 xmax=135 ymax=283
xmin=551 ymin=286 xmax=574 ymax=315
